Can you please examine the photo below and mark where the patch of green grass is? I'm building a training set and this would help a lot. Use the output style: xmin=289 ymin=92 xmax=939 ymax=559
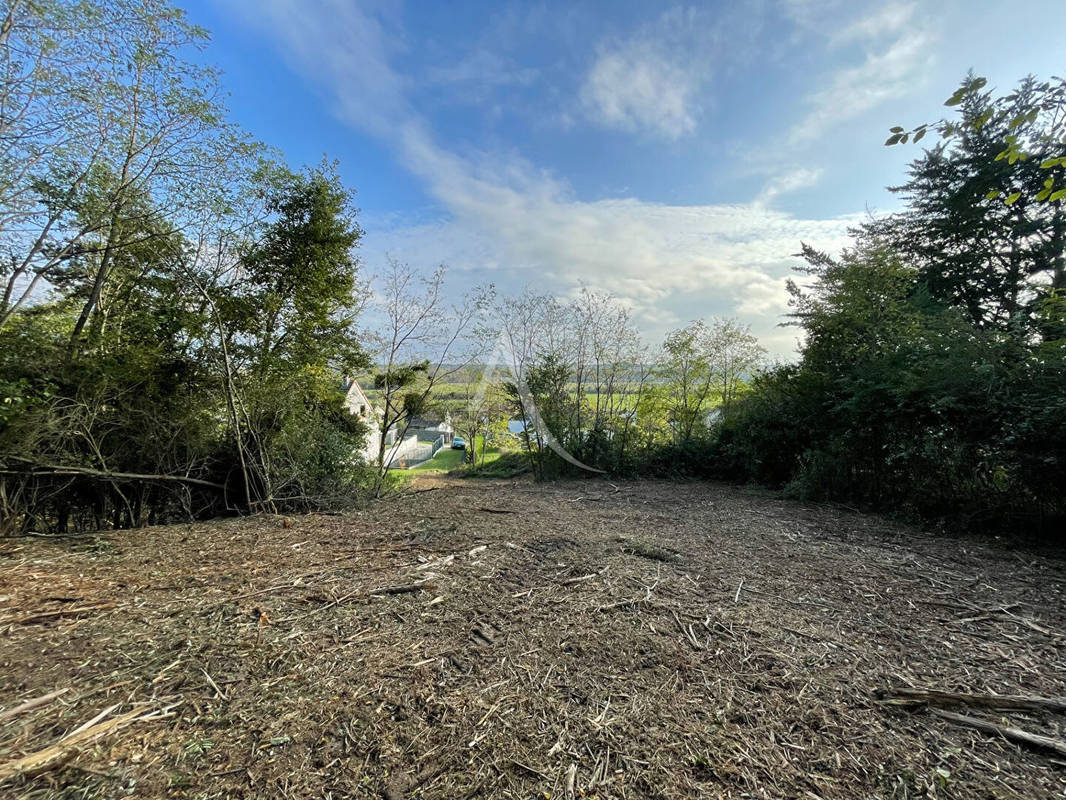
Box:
xmin=408 ymin=436 xmax=510 ymax=474
xmin=409 ymin=446 xmax=468 ymax=472
xmin=462 ymin=450 xmax=530 ymax=479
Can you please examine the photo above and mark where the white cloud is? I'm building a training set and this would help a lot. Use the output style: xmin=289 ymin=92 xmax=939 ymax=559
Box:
xmin=580 ymin=46 xmax=700 ymax=139
xmin=578 ymin=9 xmax=712 ymax=140
xmin=424 ymin=49 xmax=538 ymax=103
xmin=363 ymin=174 xmax=857 ymax=353
xmin=788 ymin=4 xmax=935 ymax=144
xmin=229 ymin=0 xmax=858 ymax=357
xmin=755 ymin=167 xmax=825 ymax=205
xmin=829 ymin=2 xmax=916 ymax=47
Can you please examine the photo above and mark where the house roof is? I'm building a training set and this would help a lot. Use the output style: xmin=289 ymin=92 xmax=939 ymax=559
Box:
xmin=343 ymin=377 xmax=375 ymax=416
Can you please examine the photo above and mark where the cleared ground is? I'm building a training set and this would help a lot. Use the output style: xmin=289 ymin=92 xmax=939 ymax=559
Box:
xmin=1 ymin=478 xmax=1064 ymax=798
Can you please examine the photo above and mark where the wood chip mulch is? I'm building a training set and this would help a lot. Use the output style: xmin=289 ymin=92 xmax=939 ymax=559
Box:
xmin=1 ymin=477 xmax=1065 ymax=798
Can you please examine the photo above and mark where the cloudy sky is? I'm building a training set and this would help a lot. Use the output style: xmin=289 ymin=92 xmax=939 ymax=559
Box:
xmin=185 ymin=0 xmax=1062 ymax=356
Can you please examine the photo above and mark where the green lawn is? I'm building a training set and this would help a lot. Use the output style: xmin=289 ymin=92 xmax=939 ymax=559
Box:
xmin=409 ymin=446 xmax=467 ymax=472
xmin=408 ymin=437 xmax=504 ymax=473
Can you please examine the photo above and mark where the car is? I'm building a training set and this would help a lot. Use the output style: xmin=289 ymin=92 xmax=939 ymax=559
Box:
xmin=451 ymin=436 xmax=466 ymax=450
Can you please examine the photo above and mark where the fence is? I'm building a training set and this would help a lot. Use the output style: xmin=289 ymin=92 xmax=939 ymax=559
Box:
xmin=393 ymin=435 xmax=445 ymax=469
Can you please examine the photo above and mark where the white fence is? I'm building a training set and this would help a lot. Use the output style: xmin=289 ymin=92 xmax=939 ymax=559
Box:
xmin=391 ymin=435 xmax=445 ymax=469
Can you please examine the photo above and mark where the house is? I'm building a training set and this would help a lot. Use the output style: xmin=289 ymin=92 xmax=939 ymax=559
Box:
xmin=342 ymin=377 xmax=381 ymax=463
xmin=407 ymin=415 xmax=455 ymax=444
xmin=343 ymin=378 xmax=441 ymax=467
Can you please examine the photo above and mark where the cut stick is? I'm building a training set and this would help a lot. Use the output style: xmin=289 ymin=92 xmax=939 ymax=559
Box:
xmin=1 ymin=603 xmax=116 ymax=626
xmin=560 ymin=573 xmax=597 ymax=586
xmin=63 ymin=704 xmax=118 ymax=740
xmin=597 ymin=598 xmax=641 ymax=612
xmin=563 ymin=762 xmax=577 ymax=800
xmin=882 ymin=688 xmax=1066 ymax=714
xmin=931 ymin=708 xmax=1066 ymax=759
xmin=0 ymin=689 xmax=70 ymax=723
xmin=0 ymin=704 xmax=170 ymax=782
xmin=375 ymin=584 xmax=425 ymax=595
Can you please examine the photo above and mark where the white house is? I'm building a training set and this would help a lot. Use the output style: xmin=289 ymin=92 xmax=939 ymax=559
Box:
xmin=342 ymin=377 xmax=381 ymax=464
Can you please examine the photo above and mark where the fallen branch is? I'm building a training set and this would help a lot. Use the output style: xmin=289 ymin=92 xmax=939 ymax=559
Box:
xmin=1 ymin=463 xmax=224 ymax=490
xmin=597 ymin=598 xmax=643 ymax=613
xmin=1 ymin=603 xmax=116 ymax=626
xmin=0 ymin=688 xmax=70 ymax=723
xmin=931 ymin=708 xmax=1066 ymax=759
xmin=0 ymin=702 xmax=175 ymax=782
xmin=375 ymin=584 xmax=425 ymax=595
xmin=478 ymin=507 xmax=517 ymax=514
xmin=560 ymin=573 xmax=597 ymax=586
xmin=881 ymin=687 xmax=1066 ymax=714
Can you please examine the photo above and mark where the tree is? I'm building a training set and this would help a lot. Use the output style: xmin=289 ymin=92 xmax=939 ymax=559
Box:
xmin=220 ymin=163 xmax=371 ymax=509
xmin=232 ymin=161 xmax=366 ymax=377
xmin=452 ymin=371 xmax=508 ymax=467
xmin=887 ymin=74 xmax=1066 ymax=208
xmin=720 ymin=236 xmax=1066 ymax=531
xmin=0 ymin=0 xmax=256 ymax=337
xmin=705 ymin=317 xmax=765 ymax=417
xmin=368 ymin=258 xmax=492 ymax=492
xmin=656 ymin=321 xmax=715 ymax=447
xmin=490 ymin=288 xmax=647 ymax=477
xmin=871 ymin=75 xmax=1066 ymax=332
xmin=0 ymin=2 xmax=374 ymax=531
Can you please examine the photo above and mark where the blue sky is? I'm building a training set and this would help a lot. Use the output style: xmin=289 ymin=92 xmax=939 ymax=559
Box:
xmin=185 ymin=0 xmax=1063 ymax=356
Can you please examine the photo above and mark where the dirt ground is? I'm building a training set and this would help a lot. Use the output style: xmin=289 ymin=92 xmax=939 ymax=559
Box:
xmin=1 ymin=477 xmax=1065 ymax=799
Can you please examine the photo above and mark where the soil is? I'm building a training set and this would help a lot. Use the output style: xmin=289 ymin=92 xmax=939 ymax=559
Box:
xmin=1 ymin=477 xmax=1065 ymax=799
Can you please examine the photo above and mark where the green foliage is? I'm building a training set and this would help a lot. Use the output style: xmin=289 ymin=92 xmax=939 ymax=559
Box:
xmin=0 ymin=3 xmax=372 ymax=533
xmin=718 ymin=240 xmax=1066 ymax=532
xmin=869 ymin=77 xmax=1066 ymax=332
xmin=233 ymin=163 xmax=366 ymax=376
xmin=887 ymin=73 xmax=1066 ymax=209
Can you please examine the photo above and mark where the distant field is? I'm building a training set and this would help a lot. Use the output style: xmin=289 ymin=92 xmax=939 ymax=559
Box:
xmin=358 ymin=376 xmax=724 ymax=418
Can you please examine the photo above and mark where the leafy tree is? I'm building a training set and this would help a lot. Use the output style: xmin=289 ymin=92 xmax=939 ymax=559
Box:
xmin=234 ymin=162 xmax=366 ymax=377
xmin=720 ymin=238 xmax=1066 ymax=532
xmin=888 ymin=74 xmax=1066 ymax=208
xmin=871 ymin=75 xmax=1066 ymax=332
xmin=657 ymin=321 xmax=714 ymax=448
xmin=0 ymin=0 xmax=257 ymax=335
xmin=705 ymin=317 xmax=765 ymax=416
xmin=0 ymin=2 xmax=374 ymax=531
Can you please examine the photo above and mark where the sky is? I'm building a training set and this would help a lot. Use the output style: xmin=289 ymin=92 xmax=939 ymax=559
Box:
xmin=183 ymin=0 xmax=1063 ymax=357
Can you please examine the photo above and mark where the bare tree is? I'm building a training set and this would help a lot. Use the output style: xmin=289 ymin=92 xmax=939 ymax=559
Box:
xmin=491 ymin=288 xmax=647 ymax=476
xmin=0 ymin=0 xmax=255 ymax=338
xmin=368 ymin=258 xmax=493 ymax=492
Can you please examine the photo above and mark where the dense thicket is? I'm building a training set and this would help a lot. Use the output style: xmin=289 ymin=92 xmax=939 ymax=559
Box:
xmin=0 ymin=1 xmax=370 ymax=534
xmin=717 ymin=77 xmax=1066 ymax=534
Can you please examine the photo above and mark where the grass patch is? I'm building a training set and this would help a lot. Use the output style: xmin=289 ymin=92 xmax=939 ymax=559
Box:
xmin=408 ymin=437 xmax=506 ymax=474
xmin=409 ymin=447 xmax=468 ymax=473
xmin=462 ymin=450 xmax=530 ymax=479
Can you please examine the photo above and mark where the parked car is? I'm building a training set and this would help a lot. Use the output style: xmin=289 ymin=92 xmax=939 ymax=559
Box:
xmin=451 ymin=436 xmax=466 ymax=450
